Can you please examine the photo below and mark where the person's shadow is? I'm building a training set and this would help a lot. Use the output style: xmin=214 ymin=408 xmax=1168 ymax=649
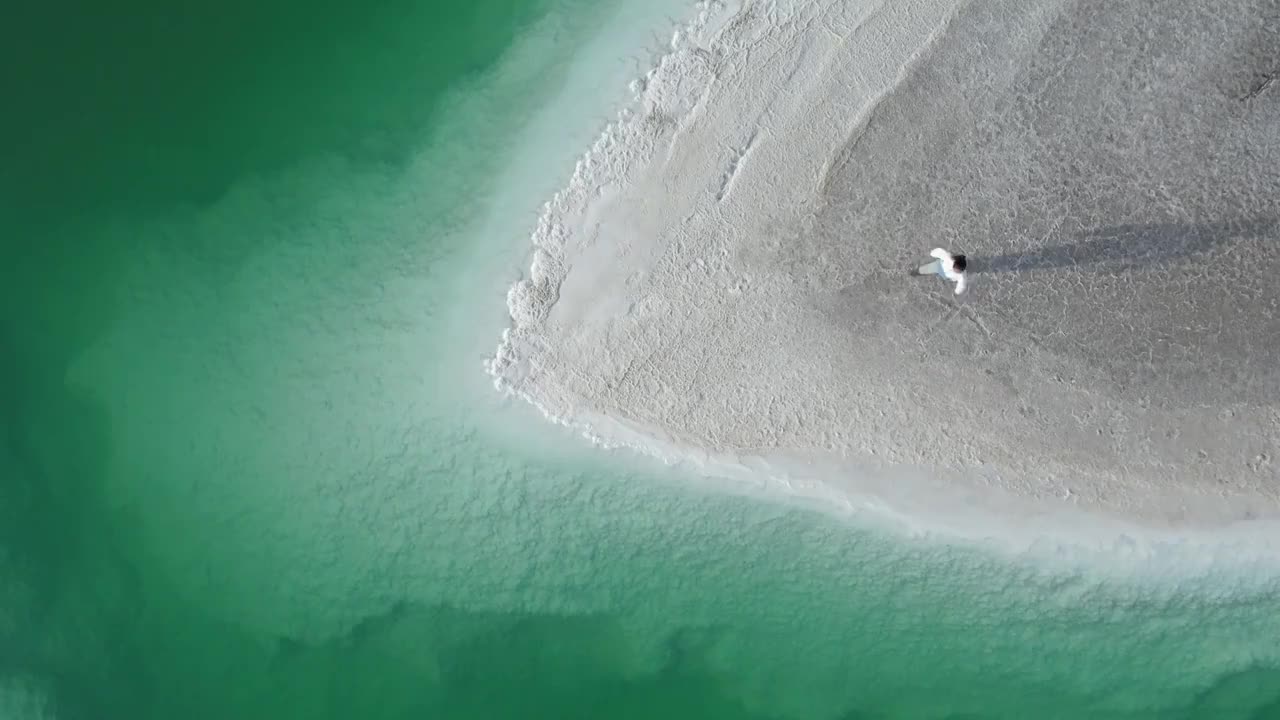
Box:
xmin=970 ymin=217 xmax=1276 ymax=274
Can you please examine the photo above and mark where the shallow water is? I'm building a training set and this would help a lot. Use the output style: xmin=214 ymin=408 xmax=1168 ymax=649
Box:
xmin=4 ymin=0 xmax=1280 ymax=718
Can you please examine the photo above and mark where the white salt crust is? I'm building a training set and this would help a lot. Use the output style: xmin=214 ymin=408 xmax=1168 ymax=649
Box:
xmin=491 ymin=0 xmax=1280 ymax=542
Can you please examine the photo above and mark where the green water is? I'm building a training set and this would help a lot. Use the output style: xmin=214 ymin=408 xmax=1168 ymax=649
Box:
xmin=4 ymin=0 xmax=1280 ymax=718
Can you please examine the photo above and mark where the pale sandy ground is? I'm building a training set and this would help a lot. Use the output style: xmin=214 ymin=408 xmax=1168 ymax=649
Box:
xmin=492 ymin=0 xmax=1280 ymax=535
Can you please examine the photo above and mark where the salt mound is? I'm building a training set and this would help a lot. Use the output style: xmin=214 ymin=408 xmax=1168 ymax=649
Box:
xmin=492 ymin=0 xmax=1280 ymax=533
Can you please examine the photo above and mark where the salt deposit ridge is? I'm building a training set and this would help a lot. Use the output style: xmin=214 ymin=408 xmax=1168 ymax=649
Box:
xmin=491 ymin=0 xmax=1280 ymax=538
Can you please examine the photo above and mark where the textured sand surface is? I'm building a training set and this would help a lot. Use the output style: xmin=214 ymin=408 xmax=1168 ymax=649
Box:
xmin=492 ymin=0 xmax=1280 ymax=531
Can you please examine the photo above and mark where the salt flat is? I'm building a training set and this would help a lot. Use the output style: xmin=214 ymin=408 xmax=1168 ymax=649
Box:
xmin=492 ymin=0 xmax=1280 ymax=532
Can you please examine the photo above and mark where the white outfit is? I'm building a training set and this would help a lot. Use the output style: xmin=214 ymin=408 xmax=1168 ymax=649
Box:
xmin=918 ymin=248 xmax=967 ymax=294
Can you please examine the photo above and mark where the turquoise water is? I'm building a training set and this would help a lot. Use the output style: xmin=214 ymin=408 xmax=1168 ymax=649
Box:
xmin=4 ymin=0 xmax=1280 ymax=718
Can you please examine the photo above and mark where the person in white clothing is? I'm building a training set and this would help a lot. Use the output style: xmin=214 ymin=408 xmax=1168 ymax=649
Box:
xmin=914 ymin=248 xmax=968 ymax=294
